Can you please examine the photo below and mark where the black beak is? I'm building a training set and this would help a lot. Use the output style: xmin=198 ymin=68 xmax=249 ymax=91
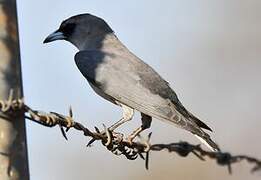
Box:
xmin=43 ymin=30 xmax=66 ymax=43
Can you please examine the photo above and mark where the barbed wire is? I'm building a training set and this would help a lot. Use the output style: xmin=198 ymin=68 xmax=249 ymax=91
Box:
xmin=0 ymin=90 xmax=260 ymax=173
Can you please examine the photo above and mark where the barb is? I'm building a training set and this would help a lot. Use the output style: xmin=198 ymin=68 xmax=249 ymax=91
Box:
xmin=0 ymin=93 xmax=261 ymax=174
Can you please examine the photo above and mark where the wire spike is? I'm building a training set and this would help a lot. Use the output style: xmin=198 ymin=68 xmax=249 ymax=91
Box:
xmin=87 ymin=138 xmax=96 ymax=147
xmin=69 ymin=106 xmax=73 ymax=117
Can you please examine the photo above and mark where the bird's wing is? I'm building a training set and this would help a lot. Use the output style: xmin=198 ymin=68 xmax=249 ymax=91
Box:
xmin=74 ymin=50 xmax=211 ymax=133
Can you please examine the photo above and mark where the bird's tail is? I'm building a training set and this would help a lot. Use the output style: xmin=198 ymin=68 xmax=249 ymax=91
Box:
xmin=165 ymin=99 xmax=220 ymax=151
xmin=188 ymin=114 xmax=220 ymax=151
xmin=194 ymin=133 xmax=220 ymax=152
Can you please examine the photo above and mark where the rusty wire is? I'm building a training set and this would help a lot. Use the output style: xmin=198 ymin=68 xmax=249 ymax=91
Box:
xmin=0 ymin=91 xmax=261 ymax=173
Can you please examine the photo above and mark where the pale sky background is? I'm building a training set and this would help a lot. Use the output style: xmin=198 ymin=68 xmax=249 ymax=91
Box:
xmin=17 ymin=0 xmax=260 ymax=180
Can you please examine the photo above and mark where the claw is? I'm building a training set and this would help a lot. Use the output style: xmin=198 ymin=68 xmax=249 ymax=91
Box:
xmin=127 ymin=135 xmax=134 ymax=145
xmin=143 ymin=141 xmax=150 ymax=152
xmin=144 ymin=133 xmax=152 ymax=152
xmin=102 ymin=124 xmax=112 ymax=147
xmin=137 ymin=133 xmax=151 ymax=152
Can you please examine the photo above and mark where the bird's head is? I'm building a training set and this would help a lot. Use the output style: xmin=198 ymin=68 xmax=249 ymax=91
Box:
xmin=43 ymin=13 xmax=114 ymax=50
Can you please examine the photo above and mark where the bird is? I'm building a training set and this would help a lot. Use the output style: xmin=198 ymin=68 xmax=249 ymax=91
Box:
xmin=43 ymin=13 xmax=219 ymax=151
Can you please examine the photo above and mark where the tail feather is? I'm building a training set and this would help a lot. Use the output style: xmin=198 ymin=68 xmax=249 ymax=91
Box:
xmin=175 ymin=100 xmax=212 ymax=131
xmin=189 ymin=114 xmax=212 ymax=132
xmin=166 ymin=99 xmax=219 ymax=151
xmin=194 ymin=134 xmax=220 ymax=152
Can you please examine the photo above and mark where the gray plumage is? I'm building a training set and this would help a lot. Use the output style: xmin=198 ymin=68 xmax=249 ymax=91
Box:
xmin=44 ymin=13 xmax=219 ymax=151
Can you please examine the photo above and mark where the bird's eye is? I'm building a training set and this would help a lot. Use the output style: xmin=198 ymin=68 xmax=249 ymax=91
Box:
xmin=60 ymin=23 xmax=76 ymax=36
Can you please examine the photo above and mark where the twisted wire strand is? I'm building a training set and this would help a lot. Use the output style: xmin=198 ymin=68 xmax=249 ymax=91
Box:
xmin=0 ymin=92 xmax=260 ymax=173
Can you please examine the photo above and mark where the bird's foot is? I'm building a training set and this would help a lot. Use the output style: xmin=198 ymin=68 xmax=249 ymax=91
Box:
xmin=113 ymin=132 xmax=124 ymax=142
xmin=101 ymin=124 xmax=114 ymax=147
xmin=143 ymin=140 xmax=150 ymax=152
xmin=127 ymin=135 xmax=135 ymax=145
xmin=99 ymin=121 xmax=118 ymax=136
xmin=100 ymin=124 xmax=125 ymax=147
xmin=126 ymin=134 xmax=151 ymax=152
xmin=138 ymin=133 xmax=152 ymax=152
xmin=127 ymin=127 xmax=143 ymax=144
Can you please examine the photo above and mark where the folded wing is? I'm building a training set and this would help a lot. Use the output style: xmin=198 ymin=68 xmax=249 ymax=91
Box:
xmin=74 ymin=50 xmax=218 ymax=151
